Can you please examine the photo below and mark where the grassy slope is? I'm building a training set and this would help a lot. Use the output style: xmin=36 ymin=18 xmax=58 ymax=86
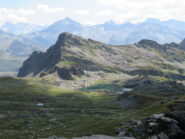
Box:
xmin=0 ymin=77 xmax=183 ymax=138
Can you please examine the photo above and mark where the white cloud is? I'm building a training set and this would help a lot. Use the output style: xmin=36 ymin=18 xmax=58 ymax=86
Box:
xmin=0 ymin=4 xmax=65 ymax=25
xmin=17 ymin=9 xmax=36 ymax=15
xmin=96 ymin=10 xmax=112 ymax=16
xmin=0 ymin=8 xmax=36 ymax=25
xmin=37 ymin=4 xmax=64 ymax=13
xmin=1 ymin=0 xmax=185 ymax=26
xmin=74 ymin=10 xmax=90 ymax=15
xmin=82 ymin=21 xmax=99 ymax=25
xmin=98 ymin=0 xmax=185 ymax=23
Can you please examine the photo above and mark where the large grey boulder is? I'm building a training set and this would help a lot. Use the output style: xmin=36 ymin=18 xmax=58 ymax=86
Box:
xmin=117 ymin=101 xmax=185 ymax=139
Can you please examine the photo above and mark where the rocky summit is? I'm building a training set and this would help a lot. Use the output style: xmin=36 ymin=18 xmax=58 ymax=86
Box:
xmin=17 ymin=32 xmax=87 ymax=79
xmin=18 ymin=32 xmax=185 ymax=89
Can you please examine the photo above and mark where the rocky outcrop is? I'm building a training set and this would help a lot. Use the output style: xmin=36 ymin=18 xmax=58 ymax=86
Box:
xmin=40 ymin=66 xmax=84 ymax=80
xmin=17 ymin=33 xmax=85 ymax=79
xmin=117 ymin=101 xmax=185 ymax=139
xmin=57 ymin=67 xmax=84 ymax=80
xmin=17 ymin=51 xmax=46 ymax=77
xmin=18 ymin=32 xmax=185 ymax=82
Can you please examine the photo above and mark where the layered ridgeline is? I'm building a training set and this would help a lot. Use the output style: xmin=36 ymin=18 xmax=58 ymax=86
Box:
xmin=2 ymin=32 xmax=185 ymax=138
xmin=18 ymin=32 xmax=185 ymax=89
xmin=0 ymin=30 xmax=32 ymax=76
xmin=2 ymin=18 xmax=185 ymax=76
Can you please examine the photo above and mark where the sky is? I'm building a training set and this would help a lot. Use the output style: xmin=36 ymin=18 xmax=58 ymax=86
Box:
xmin=1 ymin=0 xmax=185 ymax=25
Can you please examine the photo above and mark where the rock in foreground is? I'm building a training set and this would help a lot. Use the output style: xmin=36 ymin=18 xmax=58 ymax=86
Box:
xmin=117 ymin=101 xmax=185 ymax=139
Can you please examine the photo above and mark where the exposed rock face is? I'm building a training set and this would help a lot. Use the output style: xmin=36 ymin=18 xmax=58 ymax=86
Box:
xmin=18 ymin=51 xmax=46 ymax=77
xmin=18 ymin=33 xmax=85 ymax=79
xmin=57 ymin=67 xmax=84 ymax=80
xmin=117 ymin=101 xmax=185 ymax=139
xmin=40 ymin=66 xmax=84 ymax=80
xmin=18 ymin=32 xmax=185 ymax=82
xmin=179 ymin=38 xmax=185 ymax=50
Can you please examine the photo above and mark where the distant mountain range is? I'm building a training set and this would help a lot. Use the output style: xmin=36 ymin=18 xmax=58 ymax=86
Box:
xmin=1 ymin=18 xmax=185 ymax=45
xmin=1 ymin=17 xmax=185 ymax=75
xmin=0 ymin=22 xmax=46 ymax=35
xmin=20 ymin=18 xmax=185 ymax=47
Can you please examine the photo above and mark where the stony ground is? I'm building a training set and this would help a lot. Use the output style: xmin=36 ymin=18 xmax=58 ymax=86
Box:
xmin=117 ymin=100 xmax=185 ymax=139
xmin=0 ymin=76 xmax=184 ymax=139
xmin=40 ymin=100 xmax=185 ymax=139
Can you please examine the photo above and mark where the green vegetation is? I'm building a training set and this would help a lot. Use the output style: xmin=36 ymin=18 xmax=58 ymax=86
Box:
xmin=58 ymin=61 xmax=75 ymax=67
xmin=83 ymin=45 xmax=96 ymax=56
xmin=80 ymin=83 xmax=122 ymax=92
xmin=0 ymin=77 xmax=184 ymax=138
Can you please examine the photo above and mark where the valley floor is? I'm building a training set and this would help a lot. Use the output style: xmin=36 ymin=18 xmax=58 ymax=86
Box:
xmin=0 ymin=76 xmax=184 ymax=138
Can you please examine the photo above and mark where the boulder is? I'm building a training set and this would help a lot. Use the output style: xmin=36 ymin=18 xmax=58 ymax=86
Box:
xmin=151 ymin=113 xmax=164 ymax=120
xmin=166 ymin=111 xmax=185 ymax=131
xmin=158 ymin=132 xmax=169 ymax=139
xmin=117 ymin=101 xmax=185 ymax=139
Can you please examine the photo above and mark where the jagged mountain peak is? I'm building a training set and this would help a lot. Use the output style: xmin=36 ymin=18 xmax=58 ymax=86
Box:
xmin=58 ymin=32 xmax=76 ymax=38
xmin=138 ymin=39 xmax=159 ymax=46
xmin=17 ymin=32 xmax=92 ymax=78
xmin=31 ymin=50 xmax=45 ymax=56
xmin=55 ymin=32 xmax=89 ymax=46
xmin=52 ymin=17 xmax=81 ymax=26
xmin=62 ymin=17 xmax=76 ymax=22
xmin=41 ymin=18 xmax=83 ymax=35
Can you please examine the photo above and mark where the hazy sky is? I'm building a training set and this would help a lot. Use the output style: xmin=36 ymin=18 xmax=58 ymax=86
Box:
xmin=1 ymin=0 xmax=185 ymax=25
